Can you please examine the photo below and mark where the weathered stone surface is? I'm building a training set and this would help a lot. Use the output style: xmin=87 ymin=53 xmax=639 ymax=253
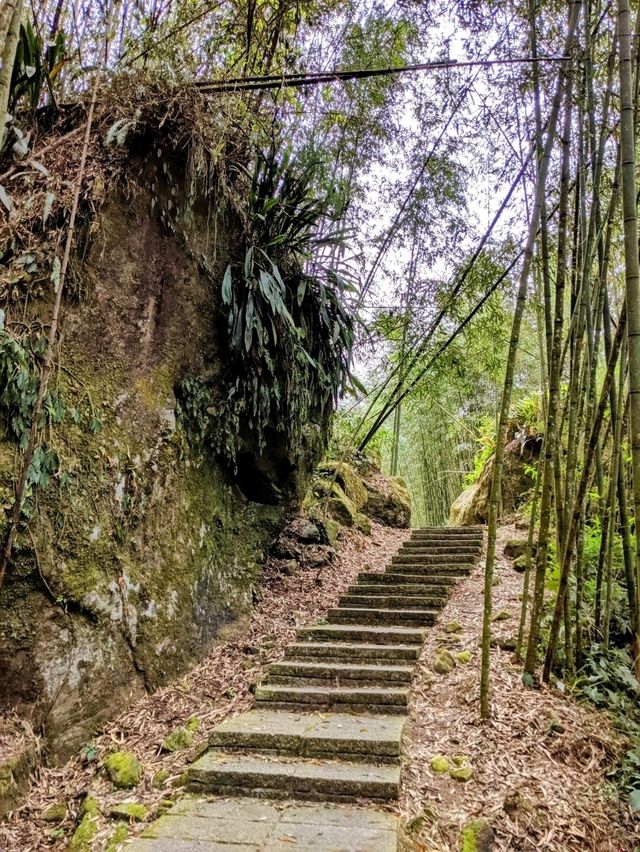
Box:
xmin=126 ymin=797 xmax=398 ymax=851
xmin=209 ymin=709 xmax=405 ymax=761
xmin=109 ymin=801 xmax=149 ymax=821
xmin=187 ymin=753 xmax=400 ymax=801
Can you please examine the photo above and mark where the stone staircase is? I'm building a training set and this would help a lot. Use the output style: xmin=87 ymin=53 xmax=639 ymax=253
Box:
xmin=127 ymin=526 xmax=483 ymax=851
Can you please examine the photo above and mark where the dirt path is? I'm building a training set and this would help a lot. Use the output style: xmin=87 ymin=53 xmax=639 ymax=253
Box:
xmin=400 ymin=524 xmax=637 ymax=851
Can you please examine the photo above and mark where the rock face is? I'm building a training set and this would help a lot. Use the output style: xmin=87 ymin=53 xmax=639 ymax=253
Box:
xmin=0 ymin=188 xmax=321 ymax=760
xmin=449 ymin=436 xmax=540 ymax=526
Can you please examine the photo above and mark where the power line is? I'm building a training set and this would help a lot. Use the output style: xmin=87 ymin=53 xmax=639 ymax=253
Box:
xmin=193 ymin=55 xmax=569 ymax=94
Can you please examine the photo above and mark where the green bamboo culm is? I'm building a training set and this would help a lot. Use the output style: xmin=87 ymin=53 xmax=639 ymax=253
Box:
xmin=617 ymin=0 xmax=640 ymax=673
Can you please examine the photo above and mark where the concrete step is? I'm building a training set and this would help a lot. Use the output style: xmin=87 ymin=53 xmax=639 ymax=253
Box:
xmin=386 ymin=565 xmax=472 ymax=579
xmin=284 ymin=641 xmax=421 ymax=663
xmin=264 ymin=660 xmax=413 ymax=686
xmin=358 ymin=571 xmax=457 ymax=587
xmin=254 ymin=684 xmax=409 ymax=714
xmin=327 ymin=607 xmax=437 ymax=627
xmin=339 ymin=594 xmax=446 ymax=610
xmin=348 ymin=582 xmax=451 ymax=598
xmin=127 ymin=798 xmax=399 ymax=852
xmin=207 ymin=709 xmax=406 ymax=762
xmin=187 ymin=752 xmax=401 ymax=802
xmin=296 ymin=623 xmax=426 ymax=645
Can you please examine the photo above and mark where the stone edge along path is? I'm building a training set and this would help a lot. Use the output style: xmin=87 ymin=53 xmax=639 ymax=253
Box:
xmin=125 ymin=526 xmax=484 ymax=851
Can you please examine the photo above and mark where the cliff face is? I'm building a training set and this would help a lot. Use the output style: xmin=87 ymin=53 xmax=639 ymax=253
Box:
xmin=0 ymin=178 xmax=321 ymax=760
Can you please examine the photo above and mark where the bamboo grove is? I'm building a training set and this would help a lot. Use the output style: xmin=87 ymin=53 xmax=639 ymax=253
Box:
xmin=480 ymin=0 xmax=640 ymax=713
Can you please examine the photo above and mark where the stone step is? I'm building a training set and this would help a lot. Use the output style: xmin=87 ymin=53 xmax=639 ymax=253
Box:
xmin=391 ymin=555 xmax=475 ymax=567
xmin=327 ymin=607 xmax=436 ymax=627
xmin=296 ymin=623 xmax=426 ymax=645
xmin=400 ymin=546 xmax=481 ymax=557
xmin=348 ymin=582 xmax=451 ymax=597
xmin=339 ymin=594 xmax=445 ymax=610
xmin=402 ymin=539 xmax=481 ymax=548
xmin=391 ymin=548 xmax=480 ymax=565
xmin=358 ymin=571 xmax=457 ymax=587
xmin=187 ymin=752 xmax=401 ymax=802
xmin=284 ymin=642 xmax=421 ymax=663
xmin=386 ymin=563 xmax=472 ymax=577
xmin=264 ymin=660 xmax=414 ymax=686
xmin=254 ymin=684 xmax=409 ymax=714
xmin=207 ymin=709 xmax=406 ymax=762
xmin=126 ymin=797 xmax=399 ymax=852
xmin=412 ymin=526 xmax=483 ymax=534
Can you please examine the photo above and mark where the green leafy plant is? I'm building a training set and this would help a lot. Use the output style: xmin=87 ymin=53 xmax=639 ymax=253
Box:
xmin=178 ymin=148 xmax=358 ymax=461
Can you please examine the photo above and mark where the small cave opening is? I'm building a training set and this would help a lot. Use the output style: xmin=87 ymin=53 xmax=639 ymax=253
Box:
xmin=234 ymin=451 xmax=295 ymax=505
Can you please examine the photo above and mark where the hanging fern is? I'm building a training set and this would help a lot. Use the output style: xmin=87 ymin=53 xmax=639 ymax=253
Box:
xmin=178 ymin=148 xmax=358 ymax=462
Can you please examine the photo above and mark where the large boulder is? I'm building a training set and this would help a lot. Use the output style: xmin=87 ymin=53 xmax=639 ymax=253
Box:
xmin=362 ymin=476 xmax=411 ymax=528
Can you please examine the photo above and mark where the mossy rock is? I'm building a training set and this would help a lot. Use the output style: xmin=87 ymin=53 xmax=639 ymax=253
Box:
xmin=185 ymin=716 xmax=201 ymax=733
xmin=490 ymin=636 xmax=517 ymax=652
xmin=460 ymin=818 xmax=493 ymax=851
xmin=325 ymin=483 xmax=359 ymax=527
xmin=355 ymin=512 xmax=372 ymax=535
xmin=79 ymin=797 xmax=100 ymax=818
xmin=171 ymin=771 xmax=189 ymax=788
xmin=434 ymin=649 xmax=456 ymax=674
xmin=109 ymin=802 xmax=148 ymax=822
xmin=104 ymin=752 xmax=143 ymax=789
xmin=152 ymin=769 xmax=170 ymax=789
xmin=68 ymin=813 xmax=99 ymax=851
xmin=492 ymin=610 xmax=511 ymax=622
xmin=317 ymin=461 xmax=368 ymax=509
xmin=451 ymin=754 xmax=469 ymax=767
xmin=450 ymin=765 xmax=473 ymax=782
xmin=444 ymin=621 xmax=462 ymax=633
xmin=362 ymin=477 xmax=411 ymax=528
xmin=503 ymin=788 xmax=534 ymax=815
xmin=513 ymin=554 xmax=528 ymax=573
xmin=162 ymin=726 xmax=193 ymax=753
xmin=42 ymin=801 xmax=67 ymax=822
xmin=324 ymin=518 xmax=340 ymax=547
xmin=456 ymin=650 xmax=472 ymax=664
xmin=430 ymin=755 xmax=450 ymax=773
xmin=504 ymin=539 xmax=527 ymax=559
xmin=106 ymin=824 xmax=129 ymax=852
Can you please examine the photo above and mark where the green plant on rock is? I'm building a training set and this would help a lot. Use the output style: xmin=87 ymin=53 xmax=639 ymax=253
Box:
xmin=177 ymin=148 xmax=358 ymax=462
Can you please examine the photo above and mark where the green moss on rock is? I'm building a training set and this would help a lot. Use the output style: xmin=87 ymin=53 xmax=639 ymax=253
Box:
xmin=79 ymin=797 xmax=100 ymax=818
xmin=430 ymin=755 xmax=450 ymax=773
xmin=152 ymin=769 xmax=170 ymax=789
xmin=444 ymin=621 xmax=462 ymax=633
xmin=42 ymin=801 xmax=67 ymax=822
xmin=161 ymin=726 xmax=193 ymax=752
xmin=104 ymin=752 xmax=143 ymax=789
xmin=434 ymin=649 xmax=456 ymax=674
xmin=68 ymin=813 xmax=99 ymax=851
xmin=456 ymin=650 xmax=472 ymax=664
xmin=450 ymin=765 xmax=473 ymax=782
xmin=317 ymin=461 xmax=368 ymax=509
xmin=106 ymin=824 xmax=129 ymax=851
xmin=492 ymin=610 xmax=511 ymax=622
xmin=109 ymin=802 xmax=148 ymax=822
xmin=460 ymin=818 xmax=493 ymax=851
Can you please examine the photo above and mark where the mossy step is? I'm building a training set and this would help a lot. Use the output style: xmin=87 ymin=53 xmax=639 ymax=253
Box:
xmin=187 ymin=753 xmax=401 ymax=802
xmin=208 ymin=709 xmax=406 ymax=761
xmin=255 ymin=685 xmax=408 ymax=714
xmin=127 ymin=797 xmax=399 ymax=851
xmin=327 ymin=607 xmax=437 ymax=627
xmin=339 ymin=594 xmax=446 ymax=610
xmin=358 ymin=572 xmax=457 ymax=587
xmin=284 ymin=642 xmax=421 ymax=663
xmin=264 ymin=660 xmax=413 ymax=686
xmin=348 ymin=583 xmax=451 ymax=597
xmin=297 ymin=624 xmax=426 ymax=645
